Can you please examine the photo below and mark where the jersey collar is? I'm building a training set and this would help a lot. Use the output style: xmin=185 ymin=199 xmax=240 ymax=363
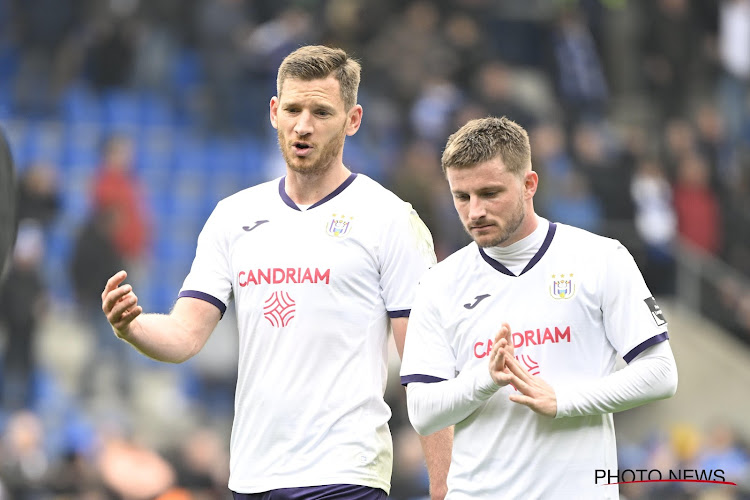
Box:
xmin=278 ymin=173 xmax=358 ymax=211
xmin=478 ymin=222 xmax=557 ymax=277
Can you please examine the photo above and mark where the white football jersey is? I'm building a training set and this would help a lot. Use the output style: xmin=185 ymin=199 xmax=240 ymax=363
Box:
xmin=180 ymin=173 xmax=436 ymax=494
xmin=400 ymin=219 xmax=669 ymax=500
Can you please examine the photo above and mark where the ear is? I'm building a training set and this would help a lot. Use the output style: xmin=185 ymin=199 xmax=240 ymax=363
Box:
xmin=524 ymin=170 xmax=539 ymax=199
xmin=345 ymin=104 xmax=363 ymax=136
xmin=269 ymin=97 xmax=279 ymax=129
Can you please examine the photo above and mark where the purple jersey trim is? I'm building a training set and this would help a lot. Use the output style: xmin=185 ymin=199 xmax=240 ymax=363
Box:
xmin=478 ymin=222 xmax=557 ymax=277
xmin=401 ymin=374 xmax=447 ymax=386
xmin=178 ymin=290 xmax=227 ymax=317
xmin=623 ymin=332 xmax=669 ymax=364
xmin=278 ymin=173 xmax=358 ymax=211
xmin=232 ymin=484 xmax=386 ymax=500
xmin=388 ymin=309 xmax=410 ymax=318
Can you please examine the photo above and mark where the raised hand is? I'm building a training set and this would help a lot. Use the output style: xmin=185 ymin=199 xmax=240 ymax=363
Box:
xmin=505 ymin=354 xmax=557 ymax=417
xmin=488 ymin=322 xmax=514 ymax=387
xmin=101 ymin=270 xmax=143 ymax=338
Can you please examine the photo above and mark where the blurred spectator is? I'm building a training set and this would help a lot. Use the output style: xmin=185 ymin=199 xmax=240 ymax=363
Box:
xmin=720 ymin=155 xmax=750 ymax=276
xmin=542 ymin=169 xmax=603 ymax=234
xmin=85 ymin=13 xmax=137 ymax=91
xmin=641 ymin=0 xmax=700 ymax=123
xmin=717 ymin=0 xmax=750 ymax=147
xmin=0 ymin=410 xmax=49 ymax=500
xmin=169 ymin=427 xmax=229 ymax=499
xmin=631 ymin=157 xmax=677 ymax=295
xmin=0 ymin=221 xmax=46 ymax=410
xmin=69 ymin=207 xmax=129 ymax=400
xmin=194 ymin=0 xmax=255 ymax=132
xmin=572 ymin=123 xmax=634 ymax=223
xmin=698 ymin=421 xmax=750 ymax=483
xmin=45 ymin=448 xmax=107 ymax=499
xmin=389 ymin=140 xmax=455 ymax=260
xmin=366 ymin=1 xmax=454 ymax=107
xmin=15 ymin=161 xmax=60 ymax=229
xmin=662 ymin=118 xmax=699 ymax=180
xmin=694 ymin=101 xmax=731 ymax=189
xmin=92 ymin=134 xmax=150 ymax=264
xmin=11 ymin=0 xmax=83 ymax=115
xmin=473 ymin=60 xmax=537 ymax=131
xmin=409 ymin=77 xmax=463 ymax=146
xmin=550 ymin=6 xmax=609 ymax=127
xmin=530 ymin=121 xmax=575 ymax=204
xmin=673 ymin=152 xmax=722 ymax=254
xmin=442 ymin=11 xmax=490 ymax=89
xmin=390 ymin=427 xmax=430 ymax=500
xmin=96 ymin=430 xmax=176 ymax=499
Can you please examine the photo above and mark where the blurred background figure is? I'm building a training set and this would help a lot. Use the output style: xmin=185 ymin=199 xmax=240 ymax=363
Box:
xmin=0 ymin=221 xmax=47 ymax=412
xmin=91 ymin=134 xmax=150 ymax=267
xmin=15 ymin=162 xmax=60 ymax=231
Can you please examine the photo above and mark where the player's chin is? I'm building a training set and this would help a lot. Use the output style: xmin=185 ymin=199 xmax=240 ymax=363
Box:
xmin=470 ymin=229 xmax=500 ymax=247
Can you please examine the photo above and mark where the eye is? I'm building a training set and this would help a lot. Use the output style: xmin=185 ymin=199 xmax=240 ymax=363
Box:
xmin=315 ymin=109 xmax=331 ymax=117
xmin=454 ymin=193 xmax=470 ymax=202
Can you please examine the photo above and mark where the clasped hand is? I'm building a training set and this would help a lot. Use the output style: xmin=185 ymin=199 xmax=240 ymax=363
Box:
xmin=488 ymin=323 xmax=557 ymax=417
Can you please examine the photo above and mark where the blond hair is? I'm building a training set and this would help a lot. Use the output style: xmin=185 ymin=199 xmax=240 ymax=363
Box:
xmin=441 ymin=116 xmax=531 ymax=176
xmin=277 ymin=45 xmax=361 ymax=110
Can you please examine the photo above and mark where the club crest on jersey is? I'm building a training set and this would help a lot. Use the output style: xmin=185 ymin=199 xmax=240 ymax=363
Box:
xmin=327 ymin=213 xmax=353 ymax=238
xmin=549 ymin=273 xmax=576 ymax=299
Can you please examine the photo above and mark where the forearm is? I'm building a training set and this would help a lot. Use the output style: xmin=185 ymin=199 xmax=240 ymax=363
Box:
xmin=118 ymin=313 xmax=204 ymax=363
xmin=406 ymin=364 xmax=500 ymax=436
xmin=419 ymin=427 xmax=453 ymax=500
xmin=555 ymin=341 xmax=678 ymax=418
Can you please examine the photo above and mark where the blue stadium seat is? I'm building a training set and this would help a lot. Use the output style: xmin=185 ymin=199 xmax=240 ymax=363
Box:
xmin=60 ymin=83 xmax=101 ymax=124
xmin=139 ymin=91 xmax=175 ymax=127
xmin=101 ymin=89 xmax=140 ymax=130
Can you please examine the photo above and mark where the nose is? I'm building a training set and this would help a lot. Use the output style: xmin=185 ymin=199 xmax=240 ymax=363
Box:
xmin=468 ymin=196 xmax=486 ymax=221
xmin=294 ymin=110 xmax=313 ymax=136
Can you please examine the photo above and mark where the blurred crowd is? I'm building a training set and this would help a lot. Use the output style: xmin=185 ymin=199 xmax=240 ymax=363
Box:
xmin=2 ymin=0 xmax=750 ymax=498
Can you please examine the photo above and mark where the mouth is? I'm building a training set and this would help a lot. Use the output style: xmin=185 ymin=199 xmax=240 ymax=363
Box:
xmin=469 ymin=221 xmax=494 ymax=231
xmin=292 ymin=142 xmax=313 ymax=157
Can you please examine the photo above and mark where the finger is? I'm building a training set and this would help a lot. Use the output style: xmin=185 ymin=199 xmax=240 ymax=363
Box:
xmin=493 ymin=323 xmax=511 ymax=344
xmin=108 ymin=291 xmax=138 ymax=320
xmin=504 ymin=354 xmax=534 ymax=385
xmin=508 ymin=393 xmax=535 ymax=408
xmin=113 ymin=305 xmax=142 ymax=331
xmin=102 ymin=271 xmax=128 ymax=300
xmin=489 ymin=339 xmax=507 ymax=370
xmin=501 ymin=322 xmax=514 ymax=356
xmin=102 ymin=284 xmax=133 ymax=314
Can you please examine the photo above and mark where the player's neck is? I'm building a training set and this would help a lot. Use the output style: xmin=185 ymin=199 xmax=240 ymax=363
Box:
xmin=284 ymin=163 xmax=351 ymax=206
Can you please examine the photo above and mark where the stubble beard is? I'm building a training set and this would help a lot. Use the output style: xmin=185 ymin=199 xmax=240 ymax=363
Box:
xmin=469 ymin=194 xmax=526 ymax=248
xmin=278 ymin=125 xmax=347 ymax=177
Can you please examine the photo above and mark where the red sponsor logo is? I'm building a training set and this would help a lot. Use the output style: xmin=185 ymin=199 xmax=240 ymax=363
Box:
xmin=263 ymin=291 xmax=296 ymax=327
xmin=474 ymin=326 xmax=571 ymax=358
xmin=238 ymin=267 xmax=331 ymax=287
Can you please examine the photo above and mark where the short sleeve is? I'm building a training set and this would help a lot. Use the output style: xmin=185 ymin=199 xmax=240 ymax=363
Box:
xmin=400 ymin=271 xmax=457 ymax=385
xmin=601 ymin=242 xmax=669 ymax=363
xmin=179 ymin=203 xmax=233 ymax=315
xmin=378 ymin=203 xmax=437 ymax=317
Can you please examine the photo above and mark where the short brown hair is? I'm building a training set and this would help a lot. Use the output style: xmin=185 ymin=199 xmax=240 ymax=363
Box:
xmin=277 ymin=45 xmax=361 ymax=110
xmin=441 ymin=116 xmax=531 ymax=175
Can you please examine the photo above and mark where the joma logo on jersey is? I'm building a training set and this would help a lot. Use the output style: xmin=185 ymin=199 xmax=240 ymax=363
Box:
xmin=327 ymin=213 xmax=353 ymax=237
xmin=238 ymin=267 xmax=331 ymax=287
xmin=473 ymin=326 xmax=571 ymax=357
xmin=549 ymin=273 xmax=576 ymax=299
